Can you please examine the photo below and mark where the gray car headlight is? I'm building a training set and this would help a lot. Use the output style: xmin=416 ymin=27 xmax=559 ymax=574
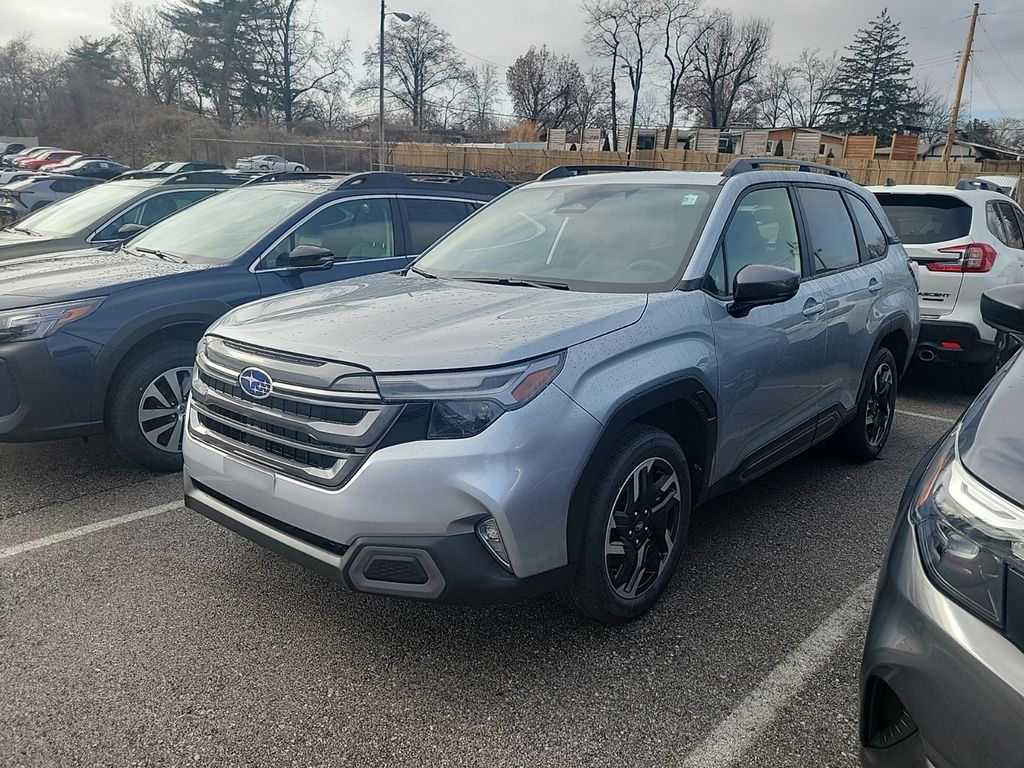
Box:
xmin=912 ymin=428 xmax=1024 ymax=626
xmin=0 ymin=297 xmax=106 ymax=343
xmin=376 ymin=353 xmax=564 ymax=439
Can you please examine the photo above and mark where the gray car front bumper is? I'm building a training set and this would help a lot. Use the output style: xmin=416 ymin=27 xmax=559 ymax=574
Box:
xmin=861 ymin=467 xmax=1024 ymax=767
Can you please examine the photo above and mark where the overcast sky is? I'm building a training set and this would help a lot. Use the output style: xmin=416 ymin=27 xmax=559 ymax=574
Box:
xmin=4 ymin=0 xmax=1023 ymax=120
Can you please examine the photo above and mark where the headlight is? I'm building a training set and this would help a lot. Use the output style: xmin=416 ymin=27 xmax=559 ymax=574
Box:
xmin=913 ymin=428 xmax=1024 ymax=626
xmin=0 ymin=297 xmax=106 ymax=343
xmin=376 ymin=354 xmax=563 ymax=439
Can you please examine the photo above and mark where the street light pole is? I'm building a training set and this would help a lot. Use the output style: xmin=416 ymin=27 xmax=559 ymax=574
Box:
xmin=379 ymin=0 xmax=386 ymax=171
xmin=379 ymin=3 xmax=412 ymax=171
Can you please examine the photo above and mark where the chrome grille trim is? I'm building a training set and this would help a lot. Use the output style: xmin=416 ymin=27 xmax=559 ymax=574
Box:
xmin=189 ymin=342 xmax=402 ymax=488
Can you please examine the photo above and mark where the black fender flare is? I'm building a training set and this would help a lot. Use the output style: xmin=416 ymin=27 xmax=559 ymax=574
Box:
xmin=564 ymin=376 xmax=717 ymax=568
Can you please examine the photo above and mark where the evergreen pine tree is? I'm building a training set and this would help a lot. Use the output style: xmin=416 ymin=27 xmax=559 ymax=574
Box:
xmin=828 ymin=9 xmax=920 ymax=138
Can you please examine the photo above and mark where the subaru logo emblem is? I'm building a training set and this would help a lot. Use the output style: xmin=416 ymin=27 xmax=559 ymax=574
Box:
xmin=239 ymin=367 xmax=273 ymax=399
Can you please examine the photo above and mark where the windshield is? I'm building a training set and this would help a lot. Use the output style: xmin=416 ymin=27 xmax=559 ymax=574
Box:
xmin=126 ymin=187 xmax=312 ymax=264
xmin=415 ymin=183 xmax=717 ymax=292
xmin=10 ymin=182 xmax=143 ymax=237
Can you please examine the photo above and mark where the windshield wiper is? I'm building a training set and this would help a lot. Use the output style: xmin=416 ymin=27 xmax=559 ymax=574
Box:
xmin=408 ymin=265 xmax=437 ymax=278
xmin=454 ymin=276 xmax=570 ymax=291
xmin=6 ymin=226 xmax=39 ymax=236
xmin=133 ymin=246 xmax=188 ymax=264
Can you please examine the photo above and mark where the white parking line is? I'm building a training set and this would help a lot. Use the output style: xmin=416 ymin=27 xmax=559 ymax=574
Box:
xmin=680 ymin=572 xmax=879 ymax=768
xmin=896 ymin=409 xmax=956 ymax=425
xmin=0 ymin=501 xmax=180 ymax=561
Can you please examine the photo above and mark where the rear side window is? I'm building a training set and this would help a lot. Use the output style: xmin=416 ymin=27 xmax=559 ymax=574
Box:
xmin=797 ymin=187 xmax=859 ymax=272
xmin=990 ymin=202 xmax=1024 ymax=249
xmin=404 ymin=198 xmax=471 ymax=254
xmin=846 ymin=194 xmax=888 ymax=261
xmin=874 ymin=193 xmax=972 ymax=244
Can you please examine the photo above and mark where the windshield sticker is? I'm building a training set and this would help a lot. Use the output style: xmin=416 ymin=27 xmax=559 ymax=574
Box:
xmin=681 ymin=194 xmax=700 ymax=206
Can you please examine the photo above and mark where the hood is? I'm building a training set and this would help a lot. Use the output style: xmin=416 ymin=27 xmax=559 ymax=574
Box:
xmin=213 ymin=271 xmax=647 ymax=372
xmin=0 ymin=228 xmax=55 ymax=251
xmin=0 ymin=248 xmax=206 ymax=309
xmin=958 ymin=355 xmax=1024 ymax=504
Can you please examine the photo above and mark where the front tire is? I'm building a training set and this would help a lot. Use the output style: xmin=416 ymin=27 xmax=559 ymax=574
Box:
xmin=106 ymin=340 xmax=196 ymax=472
xmin=836 ymin=347 xmax=898 ymax=461
xmin=560 ymin=425 xmax=691 ymax=624
xmin=961 ymin=331 xmax=1018 ymax=393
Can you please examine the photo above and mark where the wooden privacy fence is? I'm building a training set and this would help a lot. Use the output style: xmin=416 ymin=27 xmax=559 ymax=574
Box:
xmin=391 ymin=142 xmax=1023 ymax=187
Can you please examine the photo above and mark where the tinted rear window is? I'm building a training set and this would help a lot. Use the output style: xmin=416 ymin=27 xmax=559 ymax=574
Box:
xmin=873 ymin=193 xmax=972 ymax=244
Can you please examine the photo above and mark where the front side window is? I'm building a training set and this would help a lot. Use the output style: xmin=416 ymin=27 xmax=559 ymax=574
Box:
xmin=415 ymin=183 xmax=717 ymax=293
xmin=798 ymin=187 xmax=858 ymax=272
xmin=704 ymin=186 xmax=801 ymax=298
xmin=126 ymin=188 xmax=312 ymax=264
xmin=94 ymin=189 xmax=217 ymax=241
xmin=260 ymin=198 xmax=395 ymax=269
xmin=404 ymin=198 xmax=471 ymax=254
xmin=846 ymin=194 xmax=888 ymax=261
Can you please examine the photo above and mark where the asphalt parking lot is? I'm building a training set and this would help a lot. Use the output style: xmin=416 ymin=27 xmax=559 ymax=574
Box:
xmin=0 ymin=366 xmax=974 ymax=768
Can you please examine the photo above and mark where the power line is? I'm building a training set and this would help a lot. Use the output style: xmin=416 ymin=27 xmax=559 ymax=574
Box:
xmin=977 ymin=17 xmax=1024 ymax=92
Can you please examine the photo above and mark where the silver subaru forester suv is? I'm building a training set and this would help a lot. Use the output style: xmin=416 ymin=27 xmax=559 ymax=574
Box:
xmin=183 ymin=159 xmax=919 ymax=623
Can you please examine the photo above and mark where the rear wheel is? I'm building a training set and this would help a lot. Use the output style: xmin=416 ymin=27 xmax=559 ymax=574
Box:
xmin=836 ymin=347 xmax=897 ymax=461
xmin=107 ymin=341 xmax=196 ymax=471
xmin=560 ymin=425 xmax=690 ymax=624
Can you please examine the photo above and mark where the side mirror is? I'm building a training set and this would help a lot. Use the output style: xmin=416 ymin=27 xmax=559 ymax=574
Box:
xmin=981 ymin=285 xmax=1024 ymax=338
xmin=286 ymin=244 xmax=335 ymax=270
xmin=728 ymin=264 xmax=800 ymax=318
xmin=114 ymin=222 xmax=147 ymax=240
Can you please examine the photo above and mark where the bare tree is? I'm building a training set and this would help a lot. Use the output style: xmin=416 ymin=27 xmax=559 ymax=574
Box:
xmin=682 ymin=11 xmax=772 ymax=129
xmin=910 ymin=77 xmax=951 ymax=144
xmin=754 ymin=61 xmax=793 ymax=127
xmin=112 ymin=1 xmax=188 ymax=104
xmin=614 ymin=0 xmax=662 ymax=154
xmin=360 ymin=12 xmax=464 ymax=130
xmin=582 ymin=0 xmax=623 ymax=149
xmin=657 ymin=0 xmax=702 ymax=147
xmin=460 ymin=64 xmax=500 ymax=132
xmin=573 ymin=66 xmax=612 ymax=135
xmin=789 ymin=48 xmax=839 ymax=127
xmin=506 ymin=45 xmax=582 ymax=130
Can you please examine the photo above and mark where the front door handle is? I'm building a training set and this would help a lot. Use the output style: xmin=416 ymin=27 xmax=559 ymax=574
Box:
xmin=802 ymin=299 xmax=826 ymax=318
xmin=868 ymin=278 xmax=882 ymax=294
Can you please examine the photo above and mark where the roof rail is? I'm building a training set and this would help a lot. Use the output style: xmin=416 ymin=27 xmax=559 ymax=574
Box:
xmin=337 ymin=171 xmax=512 ymax=196
xmin=162 ymin=170 xmax=258 ymax=186
xmin=720 ymin=157 xmax=850 ymax=180
xmin=955 ymin=177 xmax=1006 ymax=194
xmin=242 ymin=170 xmax=352 ymax=186
xmin=537 ymin=165 xmax=663 ymax=181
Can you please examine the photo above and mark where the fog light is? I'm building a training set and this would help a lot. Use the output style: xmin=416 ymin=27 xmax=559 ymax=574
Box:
xmin=476 ymin=517 xmax=511 ymax=571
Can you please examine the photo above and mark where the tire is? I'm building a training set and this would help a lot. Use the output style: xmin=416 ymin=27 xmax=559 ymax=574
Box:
xmin=836 ymin=347 xmax=898 ymax=462
xmin=961 ymin=331 xmax=1018 ymax=393
xmin=860 ymin=731 xmax=931 ymax=768
xmin=106 ymin=340 xmax=196 ymax=472
xmin=559 ymin=425 xmax=691 ymax=624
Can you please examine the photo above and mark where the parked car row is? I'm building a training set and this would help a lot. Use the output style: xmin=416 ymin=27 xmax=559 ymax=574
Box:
xmin=0 ymin=156 xmax=1021 ymax=765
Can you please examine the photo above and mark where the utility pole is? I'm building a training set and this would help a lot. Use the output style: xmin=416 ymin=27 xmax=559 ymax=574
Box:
xmin=379 ymin=0 xmax=386 ymax=171
xmin=942 ymin=3 xmax=980 ymax=163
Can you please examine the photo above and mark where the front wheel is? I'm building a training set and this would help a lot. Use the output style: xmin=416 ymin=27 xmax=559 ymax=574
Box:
xmin=106 ymin=341 xmax=196 ymax=471
xmin=836 ymin=347 xmax=898 ymax=461
xmin=559 ymin=425 xmax=691 ymax=624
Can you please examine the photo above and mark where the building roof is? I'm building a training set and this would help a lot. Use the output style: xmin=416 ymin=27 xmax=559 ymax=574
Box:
xmin=922 ymin=140 xmax=1023 ymax=161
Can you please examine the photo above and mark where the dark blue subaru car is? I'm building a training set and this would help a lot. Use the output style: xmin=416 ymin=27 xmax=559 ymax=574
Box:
xmin=0 ymin=172 xmax=508 ymax=469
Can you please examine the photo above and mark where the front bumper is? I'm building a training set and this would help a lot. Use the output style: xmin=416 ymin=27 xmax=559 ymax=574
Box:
xmin=183 ymin=382 xmax=603 ymax=600
xmin=860 ymin=450 xmax=1024 ymax=767
xmin=915 ymin=320 xmax=995 ymax=365
xmin=0 ymin=335 xmax=104 ymax=442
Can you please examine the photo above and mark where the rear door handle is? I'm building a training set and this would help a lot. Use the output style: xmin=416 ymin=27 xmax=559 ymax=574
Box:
xmin=802 ymin=299 xmax=826 ymax=318
xmin=868 ymin=278 xmax=882 ymax=294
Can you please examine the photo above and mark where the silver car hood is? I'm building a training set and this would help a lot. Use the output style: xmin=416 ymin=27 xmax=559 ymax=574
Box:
xmin=212 ymin=271 xmax=648 ymax=372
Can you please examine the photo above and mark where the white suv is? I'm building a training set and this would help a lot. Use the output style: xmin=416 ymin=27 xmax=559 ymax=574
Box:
xmin=870 ymin=180 xmax=1024 ymax=388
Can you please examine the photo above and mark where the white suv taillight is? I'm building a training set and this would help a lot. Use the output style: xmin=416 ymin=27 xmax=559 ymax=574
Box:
xmin=929 ymin=243 xmax=997 ymax=273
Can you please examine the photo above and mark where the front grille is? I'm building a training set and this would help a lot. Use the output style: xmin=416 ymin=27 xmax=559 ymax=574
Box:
xmin=189 ymin=344 xmax=401 ymax=488
xmin=198 ymin=369 xmax=365 ymax=426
